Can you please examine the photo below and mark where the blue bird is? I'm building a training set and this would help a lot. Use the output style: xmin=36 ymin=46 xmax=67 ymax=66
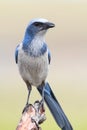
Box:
xmin=15 ymin=18 xmax=73 ymax=130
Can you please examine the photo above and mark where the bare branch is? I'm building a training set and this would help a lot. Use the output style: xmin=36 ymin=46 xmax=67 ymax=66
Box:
xmin=16 ymin=101 xmax=46 ymax=130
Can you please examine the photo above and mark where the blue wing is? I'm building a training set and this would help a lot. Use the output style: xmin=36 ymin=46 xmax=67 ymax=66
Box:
xmin=48 ymin=49 xmax=51 ymax=64
xmin=15 ymin=45 xmax=19 ymax=64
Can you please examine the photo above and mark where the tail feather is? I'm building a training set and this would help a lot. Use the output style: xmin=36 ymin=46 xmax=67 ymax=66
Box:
xmin=37 ymin=82 xmax=73 ymax=130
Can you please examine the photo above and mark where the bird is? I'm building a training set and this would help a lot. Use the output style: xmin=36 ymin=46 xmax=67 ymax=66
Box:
xmin=15 ymin=18 xmax=73 ymax=130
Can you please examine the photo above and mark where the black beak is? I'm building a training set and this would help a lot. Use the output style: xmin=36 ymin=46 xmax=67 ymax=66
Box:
xmin=43 ymin=22 xmax=55 ymax=30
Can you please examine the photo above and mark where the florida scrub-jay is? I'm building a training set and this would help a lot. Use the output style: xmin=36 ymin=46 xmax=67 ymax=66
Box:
xmin=15 ymin=18 xmax=73 ymax=130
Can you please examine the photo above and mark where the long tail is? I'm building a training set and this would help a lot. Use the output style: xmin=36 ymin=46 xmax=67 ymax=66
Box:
xmin=37 ymin=82 xmax=73 ymax=130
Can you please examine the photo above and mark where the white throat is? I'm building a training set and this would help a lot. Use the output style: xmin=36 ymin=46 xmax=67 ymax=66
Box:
xmin=29 ymin=31 xmax=46 ymax=56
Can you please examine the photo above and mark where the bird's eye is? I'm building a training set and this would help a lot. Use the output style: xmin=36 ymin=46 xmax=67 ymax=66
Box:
xmin=34 ymin=22 xmax=43 ymax=27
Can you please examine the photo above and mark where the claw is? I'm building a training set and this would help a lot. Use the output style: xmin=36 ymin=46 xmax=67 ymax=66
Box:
xmin=22 ymin=103 xmax=30 ymax=113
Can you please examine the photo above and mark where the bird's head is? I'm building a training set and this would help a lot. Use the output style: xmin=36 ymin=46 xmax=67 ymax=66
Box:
xmin=26 ymin=18 xmax=55 ymax=37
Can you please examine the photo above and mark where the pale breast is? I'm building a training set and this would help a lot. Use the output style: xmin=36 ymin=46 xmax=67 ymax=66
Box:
xmin=18 ymin=49 xmax=49 ymax=86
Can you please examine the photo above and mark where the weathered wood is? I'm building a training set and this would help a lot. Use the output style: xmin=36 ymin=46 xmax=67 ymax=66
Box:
xmin=16 ymin=100 xmax=46 ymax=130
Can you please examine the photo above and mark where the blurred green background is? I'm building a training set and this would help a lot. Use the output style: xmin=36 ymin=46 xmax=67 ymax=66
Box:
xmin=0 ymin=0 xmax=87 ymax=130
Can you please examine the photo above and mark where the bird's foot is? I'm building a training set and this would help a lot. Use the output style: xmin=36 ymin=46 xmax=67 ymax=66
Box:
xmin=39 ymin=98 xmax=45 ymax=112
xmin=22 ymin=103 xmax=30 ymax=113
xmin=31 ymin=100 xmax=46 ymax=125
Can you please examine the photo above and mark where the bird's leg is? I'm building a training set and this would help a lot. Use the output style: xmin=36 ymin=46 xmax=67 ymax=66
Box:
xmin=26 ymin=85 xmax=32 ymax=106
xmin=39 ymin=82 xmax=45 ymax=108
xmin=22 ymin=83 xmax=32 ymax=113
